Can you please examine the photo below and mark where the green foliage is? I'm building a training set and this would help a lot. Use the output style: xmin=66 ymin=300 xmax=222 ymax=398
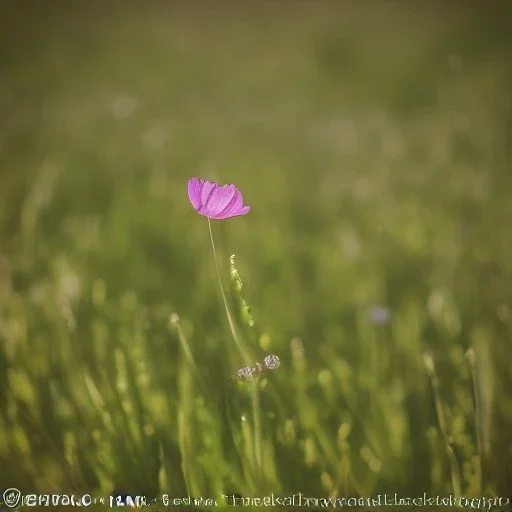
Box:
xmin=1 ymin=1 xmax=512 ymax=509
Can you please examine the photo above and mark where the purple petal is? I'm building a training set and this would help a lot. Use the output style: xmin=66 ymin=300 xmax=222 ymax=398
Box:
xmin=187 ymin=177 xmax=250 ymax=220
xmin=187 ymin=178 xmax=202 ymax=210
xmin=207 ymin=185 xmax=242 ymax=219
xmin=199 ymin=181 xmax=217 ymax=209
xmin=213 ymin=196 xmax=250 ymax=219
xmin=208 ymin=185 xmax=237 ymax=217
xmin=217 ymin=188 xmax=243 ymax=217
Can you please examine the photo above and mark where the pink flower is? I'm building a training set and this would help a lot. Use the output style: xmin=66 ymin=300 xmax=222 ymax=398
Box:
xmin=187 ymin=178 xmax=251 ymax=220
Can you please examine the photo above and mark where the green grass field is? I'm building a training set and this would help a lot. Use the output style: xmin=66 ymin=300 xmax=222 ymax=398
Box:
xmin=1 ymin=1 xmax=512 ymax=510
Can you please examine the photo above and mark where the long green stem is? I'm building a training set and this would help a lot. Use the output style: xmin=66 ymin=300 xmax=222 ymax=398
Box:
xmin=208 ymin=219 xmax=250 ymax=364
xmin=207 ymin=218 xmax=262 ymax=487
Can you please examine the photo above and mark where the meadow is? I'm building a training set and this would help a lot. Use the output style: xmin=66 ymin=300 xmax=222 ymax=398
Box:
xmin=1 ymin=1 xmax=512 ymax=510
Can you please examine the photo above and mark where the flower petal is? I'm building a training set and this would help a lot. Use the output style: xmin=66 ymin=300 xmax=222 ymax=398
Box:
xmin=187 ymin=177 xmax=250 ymax=220
xmin=207 ymin=185 xmax=237 ymax=217
xmin=214 ymin=203 xmax=250 ymax=220
xmin=216 ymin=187 xmax=243 ymax=218
xmin=199 ymin=181 xmax=217 ymax=210
xmin=187 ymin=178 xmax=202 ymax=210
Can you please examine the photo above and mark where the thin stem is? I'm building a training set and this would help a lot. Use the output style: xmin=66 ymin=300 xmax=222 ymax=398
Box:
xmin=208 ymin=218 xmax=250 ymax=365
xmin=207 ymin=218 xmax=262 ymax=487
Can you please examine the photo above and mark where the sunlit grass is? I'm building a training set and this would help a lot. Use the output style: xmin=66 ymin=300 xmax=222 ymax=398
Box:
xmin=1 ymin=2 xmax=512 ymax=510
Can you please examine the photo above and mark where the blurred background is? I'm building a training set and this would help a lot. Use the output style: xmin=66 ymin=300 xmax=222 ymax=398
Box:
xmin=1 ymin=0 xmax=512 ymax=506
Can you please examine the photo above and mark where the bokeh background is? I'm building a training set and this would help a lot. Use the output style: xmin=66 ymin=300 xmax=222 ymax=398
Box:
xmin=1 ymin=0 xmax=512 ymax=507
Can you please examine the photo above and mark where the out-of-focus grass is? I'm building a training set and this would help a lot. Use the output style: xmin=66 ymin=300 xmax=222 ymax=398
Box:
xmin=1 ymin=1 xmax=512 ymax=509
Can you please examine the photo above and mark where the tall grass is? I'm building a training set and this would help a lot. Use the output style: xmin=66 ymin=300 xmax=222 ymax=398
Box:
xmin=1 ymin=1 xmax=512 ymax=510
